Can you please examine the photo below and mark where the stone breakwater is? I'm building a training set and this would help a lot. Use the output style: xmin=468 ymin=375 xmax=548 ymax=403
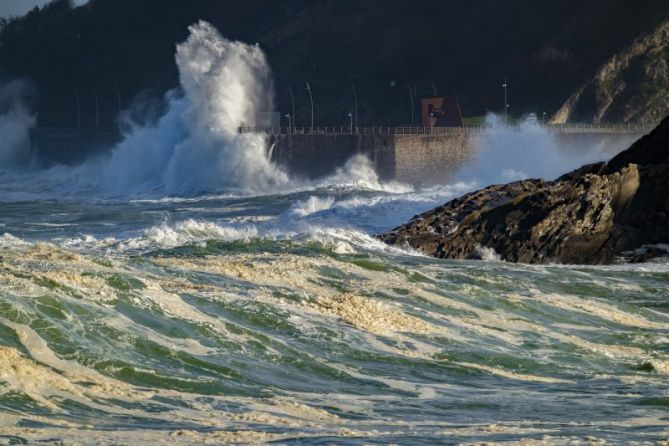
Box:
xmin=379 ymin=116 xmax=669 ymax=264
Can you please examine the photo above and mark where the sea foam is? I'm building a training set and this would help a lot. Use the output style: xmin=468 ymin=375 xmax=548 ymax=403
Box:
xmin=101 ymin=21 xmax=292 ymax=195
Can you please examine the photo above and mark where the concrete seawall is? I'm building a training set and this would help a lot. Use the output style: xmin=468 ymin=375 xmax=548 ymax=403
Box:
xmin=268 ymin=128 xmax=646 ymax=186
xmin=28 ymin=125 xmax=650 ymax=185
xmin=268 ymin=132 xmax=474 ymax=184
xmin=269 ymin=134 xmax=395 ymax=181
xmin=553 ymin=132 xmax=642 ymax=158
xmin=390 ymin=133 xmax=474 ymax=184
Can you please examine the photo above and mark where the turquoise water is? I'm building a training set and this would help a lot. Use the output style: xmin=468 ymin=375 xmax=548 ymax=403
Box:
xmin=0 ymin=186 xmax=668 ymax=445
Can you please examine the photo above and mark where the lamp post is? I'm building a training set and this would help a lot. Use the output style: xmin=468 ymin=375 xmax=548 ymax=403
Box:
xmin=502 ymin=77 xmax=509 ymax=124
xmin=305 ymin=81 xmax=314 ymax=131
xmin=348 ymin=112 xmax=353 ymax=133
xmin=72 ymin=89 xmax=81 ymax=129
xmin=351 ymin=83 xmax=358 ymax=131
xmin=406 ymin=82 xmax=415 ymax=126
xmin=114 ymin=85 xmax=122 ymax=132
xmin=93 ymin=87 xmax=100 ymax=129
xmin=287 ymin=85 xmax=296 ymax=128
xmin=285 ymin=113 xmax=292 ymax=134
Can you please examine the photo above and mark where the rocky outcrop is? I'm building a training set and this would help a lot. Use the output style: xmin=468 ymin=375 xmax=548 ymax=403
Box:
xmin=551 ymin=19 xmax=669 ymax=125
xmin=379 ymin=116 xmax=669 ymax=264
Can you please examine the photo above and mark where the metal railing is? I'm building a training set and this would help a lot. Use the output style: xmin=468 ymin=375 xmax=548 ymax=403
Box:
xmin=239 ymin=123 xmax=656 ymax=136
xmin=546 ymin=122 xmax=657 ymax=134
xmin=240 ymin=125 xmax=485 ymax=135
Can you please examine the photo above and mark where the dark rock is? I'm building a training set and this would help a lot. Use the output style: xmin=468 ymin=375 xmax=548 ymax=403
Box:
xmin=624 ymin=246 xmax=669 ymax=263
xmin=379 ymin=116 xmax=669 ymax=264
xmin=556 ymin=162 xmax=606 ymax=182
xmin=605 ymin=115 xmax=669 ymax=172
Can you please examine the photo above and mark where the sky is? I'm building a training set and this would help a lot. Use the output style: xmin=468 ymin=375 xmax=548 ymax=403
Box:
xmin=0 ymin=0 xmax=87 ymax=19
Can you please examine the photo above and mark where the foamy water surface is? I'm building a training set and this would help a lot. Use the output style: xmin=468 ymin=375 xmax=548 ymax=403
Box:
xmin=0 ymin=182 xmax=668 ymax=445
xmin=0 ymin=19 xmax=667 ymax=445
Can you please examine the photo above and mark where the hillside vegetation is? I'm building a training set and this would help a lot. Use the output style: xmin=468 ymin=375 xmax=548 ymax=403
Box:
xmin=1 ymin=0 xmax=667 ymax=127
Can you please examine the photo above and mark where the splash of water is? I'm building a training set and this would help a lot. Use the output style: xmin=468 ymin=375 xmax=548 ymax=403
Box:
xmin=0 ymin=81 xmax=35 ymax=167
xmin=0 ymin=23 xmax=396 ymax=198
xmin=101 ymin=21 xmax=292 ymax=195
xmin=0 ymin=29 xmax=639 ymax=201
xmin=95 ymin=22 xmax=412 ymax=197
xmin=457 ymin=114 xmax=614 ymax=185
xmin=316 ymin=154 xmax=413 ymax=194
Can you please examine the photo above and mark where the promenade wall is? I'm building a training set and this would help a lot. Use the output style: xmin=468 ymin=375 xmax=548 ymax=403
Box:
xmin=268 ymin=128 xmax=646 ymax=186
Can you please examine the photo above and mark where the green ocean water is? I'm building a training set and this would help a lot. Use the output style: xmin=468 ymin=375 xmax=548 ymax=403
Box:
xmin=0 ymin=189 xmax=667 ymax=445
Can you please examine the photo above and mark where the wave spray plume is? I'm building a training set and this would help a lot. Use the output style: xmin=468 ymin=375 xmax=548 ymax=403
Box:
xmin=0 ymin=80 xmax=35 ymax=168
xmin=102 ymin=21 xmax=291 ymax=195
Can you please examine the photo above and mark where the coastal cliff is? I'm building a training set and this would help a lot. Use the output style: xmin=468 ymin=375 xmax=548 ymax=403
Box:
xmin=551 ymin=19 xmax=669 ymax=125
xmin=379 ymin=116 xmax=669 ymax=264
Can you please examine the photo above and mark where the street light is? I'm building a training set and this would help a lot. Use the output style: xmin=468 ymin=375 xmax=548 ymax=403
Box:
xmin=406 ymin=82 xmax=415 ymax=126
xmin=348 ymin=112 xmax=353 ymax=133
xmin=502 ymin=77 xmax=509 ymax=124
xmin=114 ymin=85 xmax=122 ymax=132
xmin=93 ymin=87 xmax=100 ymax=129
xmin=351 ymin=84 xmax=358 ymax=130
xmin=284 ymin=113 xmax=292 ymax=134
xmin=72 ymin=89 xmax=81 ymax=129
xmin=287 ymin=85 xmax=296 ymax=128
xmin=305 ymin=81 xmax=314 ymax=131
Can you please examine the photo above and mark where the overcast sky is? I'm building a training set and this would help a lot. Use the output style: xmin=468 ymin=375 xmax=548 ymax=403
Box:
xmin=0 ymin=0 xmax=87 ymax=19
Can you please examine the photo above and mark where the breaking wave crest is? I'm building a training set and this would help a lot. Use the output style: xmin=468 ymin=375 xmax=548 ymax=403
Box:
xmin=315 ymin=154 xmax=413 ymax=194
xmin=100 ymin=21 xmax=292 ymax=195
xmin=0 ymin=22 xmax=406 ymax=200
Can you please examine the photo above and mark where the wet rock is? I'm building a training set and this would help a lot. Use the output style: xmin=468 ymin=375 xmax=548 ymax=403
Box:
xmin=624 ymin=246 xmax=669 ymax=263
xmin=379 ymin=116 xmax=669 ymax=264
